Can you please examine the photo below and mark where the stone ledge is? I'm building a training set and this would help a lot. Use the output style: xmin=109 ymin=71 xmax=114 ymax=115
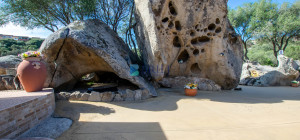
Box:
xmin=56 ymin=89 xmax=151 ymax=102
xmin=0 ymin=89 xmax=55 ymax=139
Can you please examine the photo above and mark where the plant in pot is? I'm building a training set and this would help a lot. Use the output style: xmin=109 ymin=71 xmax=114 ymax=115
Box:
xmin=184 ymin=83 xmax=198 ymax=96
xmin=291 ymin=80 xmax=299 ymax=87
xmin=17 ymin=51 xmax=47 ymax=92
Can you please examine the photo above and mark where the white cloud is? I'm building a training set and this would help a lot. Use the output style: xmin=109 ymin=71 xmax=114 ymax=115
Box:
xmin=0 ymin=23 xmax=53 ymax=38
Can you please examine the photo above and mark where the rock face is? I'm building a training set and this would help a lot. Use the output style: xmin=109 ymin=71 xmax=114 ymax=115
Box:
xmin=39 ymin=19 xmax=157 ymax=96
xmin=134 ymin=0 xmax=243 ymax=89
xmin=0 ymin=55 xmax=22 ymax=75
xmin=240 ymin=56 xmax=299 ymax=86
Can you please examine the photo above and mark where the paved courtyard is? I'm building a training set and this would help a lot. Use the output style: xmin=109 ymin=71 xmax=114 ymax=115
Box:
xmin=55 ymin=86 xmax=300 ymax=140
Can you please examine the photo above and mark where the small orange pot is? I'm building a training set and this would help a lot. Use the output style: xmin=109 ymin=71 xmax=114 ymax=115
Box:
xmin=17 ymin=57 xmax=47 ymax=92
xmin=185 ymin=88 xmax=197 ymax=96
xmin=291 ymin=82 xmax=299 ymax=87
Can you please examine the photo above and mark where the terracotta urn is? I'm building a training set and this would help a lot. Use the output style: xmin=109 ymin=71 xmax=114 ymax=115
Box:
xmin=185 ymin=88 xmax=197 ymax=96
xmin=291 ymin=82 xmax=299 ymax=87
xmin=17 ymin=57 xmax=47 ymax=92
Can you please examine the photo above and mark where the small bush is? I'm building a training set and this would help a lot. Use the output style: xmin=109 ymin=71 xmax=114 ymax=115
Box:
xmin=284 ymin=43 xmax=300 ymax=60
xmin=248 ymin=42 xmax=300 ymax=66
xmin=248 ymin=43 xmax=277 ymax=66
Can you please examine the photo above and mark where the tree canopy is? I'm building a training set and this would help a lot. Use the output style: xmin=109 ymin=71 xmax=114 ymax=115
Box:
xmin=0 ymin=0 xmax=138 ymax=55
xmin=229 ymin=0 xmax=300 ymax=63
xmin=253 ymin=0 xmax=300 ymax=59
xmin=0 ymin=0 xmax=134 ymax=35
xmin=228 ymin=3 xmax=256 ymax=60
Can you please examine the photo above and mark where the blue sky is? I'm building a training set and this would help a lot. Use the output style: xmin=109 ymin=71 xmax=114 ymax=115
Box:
xmin=0 ymin=0 xmax=297 ymax=38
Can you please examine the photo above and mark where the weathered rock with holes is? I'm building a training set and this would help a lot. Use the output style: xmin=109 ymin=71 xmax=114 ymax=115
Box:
xmin=159 ymin=76 xmax=221 ymax=91
xmin=39 ymin=19 xmax=157 ymax=96
xmin=240 ymin=56 xmax=299 ymax=86
xmin=0 ymin=55 xmax=22 ymax=75
xmin=134 ymin=0 xmax=243 ymax=89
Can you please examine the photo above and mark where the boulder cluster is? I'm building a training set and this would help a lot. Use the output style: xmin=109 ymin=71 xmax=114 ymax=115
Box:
xmin=240 ymin=56 xmax=299 ymax=86
xmin=1 ymin=0 xmax=249 ymax=98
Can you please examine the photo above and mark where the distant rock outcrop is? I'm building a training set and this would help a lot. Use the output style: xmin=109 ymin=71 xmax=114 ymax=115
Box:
xmin=0 ymin=55 xmax=21 ymax=75
xmin=134 ymin=0 xmax=243 ymax=89
xmin=0 ymin=55 xmax=22 ymax=90
xmin=39 ymin=19 xmax=157 ymax=96
xmin=240 ymin=56 xmax=299 ymax=86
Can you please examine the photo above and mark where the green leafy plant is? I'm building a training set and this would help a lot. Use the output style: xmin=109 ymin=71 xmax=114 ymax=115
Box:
xmin=291 ymin=80 xmax=299 ymax=84
xmin=86 ymin=81 xmax=95 ymax=86
xmin=184 ymin=83 xmax=198 ymax=89
xmin=18 ymin=51 xmax=42 ymax=59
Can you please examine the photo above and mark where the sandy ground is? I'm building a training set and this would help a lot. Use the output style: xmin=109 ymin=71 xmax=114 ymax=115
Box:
xmin=54 ymin=86 xmax=300 ymax=140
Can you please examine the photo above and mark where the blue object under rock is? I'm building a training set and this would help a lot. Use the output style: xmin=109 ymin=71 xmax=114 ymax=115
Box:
xmin=130 ymin=64 xmax=139 ymax=76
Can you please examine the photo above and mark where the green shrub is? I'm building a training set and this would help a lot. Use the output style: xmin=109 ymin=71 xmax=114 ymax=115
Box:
xmin=0 ymin=38 xmax=44 ymax=57
xmin=284 ymin=43 xmax=300 ymax=60
xmin=248 ymin=43 xmax=277 ymax=66
xmin=248 ymin=42 xmax=300 ymax=66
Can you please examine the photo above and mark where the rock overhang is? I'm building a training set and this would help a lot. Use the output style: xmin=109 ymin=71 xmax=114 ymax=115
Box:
xmin=39 ymin=19 xmax=157 ymax=96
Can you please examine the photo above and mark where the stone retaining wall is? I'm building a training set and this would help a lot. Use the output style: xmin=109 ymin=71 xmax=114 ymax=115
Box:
xmin=0 ymin=90 xmax=55 ymax=139
xmin=56 ymin=89 xmax=150 ymax=102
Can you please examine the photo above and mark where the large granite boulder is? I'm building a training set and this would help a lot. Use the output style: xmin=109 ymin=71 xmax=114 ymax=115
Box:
xmin=134 ymin=0 xmax=243 ymax=89
xmin=240 ymin=55 xmax=299 ymax=86
xmin=39 ymin=19 xmax=157 ymax=96
xmin=293 ymin=60 xmax=300 ymax=81
xmin=292 ymin=60 xmax=300 ymax=71
xmin=0 ymin=55 xmax=22 ymax=75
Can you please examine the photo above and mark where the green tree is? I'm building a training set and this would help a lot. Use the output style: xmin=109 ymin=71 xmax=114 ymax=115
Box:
xmin=0 ymin=39 xmax=18 ymax=49
xmin=228 ymin=3 xmax=256 ymax=60
xmin=96 ymin=0 xmax=133 ymax=33
xmin=0 ymin=0 xmax=97 ymax=32
xmin=0 ymin=47 xmax=8 ymax=56
xmin=0 ymin=0 xmax=141 ymax=58
xmin=26 ymin=45 xmax=39 ymax=51
xmin=253 ymin=0 xmax=300 ymax=60
xmin=0 ymin=0 xmax=138 ymax=57
xmin=0 ymin=38 xmax=45 ymax=56
xmin=0 ymin=0 xmax=134 ymax=34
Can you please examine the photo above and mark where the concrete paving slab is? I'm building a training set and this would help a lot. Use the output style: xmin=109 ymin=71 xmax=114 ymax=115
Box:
xmin=55 ymin=86 xmax=300 ymax=140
